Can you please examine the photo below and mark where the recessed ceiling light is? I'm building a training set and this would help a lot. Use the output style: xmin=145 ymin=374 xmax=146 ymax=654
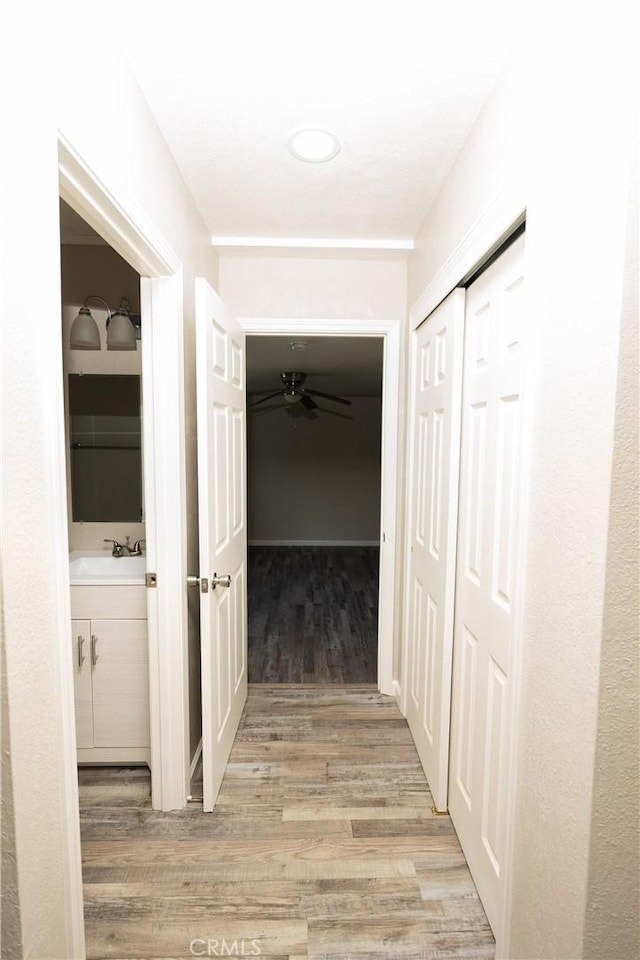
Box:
xmin=290 ymin=340 xmax=309 ymax=352
xmin=288 ymin=129 xmax=340 ymax=163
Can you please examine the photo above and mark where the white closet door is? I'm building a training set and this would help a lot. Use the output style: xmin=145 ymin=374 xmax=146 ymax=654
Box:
xmin=403 ymin=289 xmax=465 ymax=812
xmin=448 ymin=232 xmax=526 ymax=936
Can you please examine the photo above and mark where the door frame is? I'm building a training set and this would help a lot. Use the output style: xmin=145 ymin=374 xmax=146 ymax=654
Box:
xmin=58 ymin=136 xmax=190 ymax=811
xmin=241 ymin=317 xmax=400 ymax=695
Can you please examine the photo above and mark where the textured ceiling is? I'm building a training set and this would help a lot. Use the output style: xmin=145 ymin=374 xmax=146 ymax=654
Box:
xmin=115 ymin=0 xmax=518 ymax=245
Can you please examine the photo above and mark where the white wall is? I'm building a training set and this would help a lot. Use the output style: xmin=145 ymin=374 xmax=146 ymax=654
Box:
xmin=248 ymin=396 xmax=382 ymax=543
xmin=1 ymin=20 xmax=218 ymax=955
xmin=407 ymin=11 xmax=636 ymax=959
xmin=220 ymin=254 xmax=407 ymax=321
xmin=583 ymin=122 xmax=639 ymax=960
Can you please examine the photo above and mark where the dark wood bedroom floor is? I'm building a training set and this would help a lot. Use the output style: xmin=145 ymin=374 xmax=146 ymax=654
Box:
xmin=247 ymin=546 xmax=379 ymax=683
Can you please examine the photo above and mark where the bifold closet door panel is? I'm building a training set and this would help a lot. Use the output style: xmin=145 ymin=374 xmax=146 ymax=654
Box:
xmin=448 ymin=232 xmax=527 ymax=936
xmin=402 ymin=288 xmax=465 ymax=812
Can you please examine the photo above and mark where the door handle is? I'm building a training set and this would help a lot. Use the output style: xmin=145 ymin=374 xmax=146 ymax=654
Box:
xmin=77 ymin=635 xmax=86 ymax=668
xmin=211 ymin=573 xmax=232 ymax=590
xmin=187 ymin=575 xmax=209 ymax=594
xmin=91 ymin=635 xmax=99 ymax=666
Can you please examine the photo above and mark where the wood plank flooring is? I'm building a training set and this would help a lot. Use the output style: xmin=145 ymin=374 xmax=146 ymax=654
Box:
xmin=248 ymin=546 xmax=379 ymax=683
xmin=80 ymin=685 xmax=493 ymax=960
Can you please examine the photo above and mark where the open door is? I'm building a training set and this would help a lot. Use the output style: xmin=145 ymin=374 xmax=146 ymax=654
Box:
xmin=195 ymin=278 xmax=248 ymax=811
xmin=402 ymin=288 xmax=465 ymax=812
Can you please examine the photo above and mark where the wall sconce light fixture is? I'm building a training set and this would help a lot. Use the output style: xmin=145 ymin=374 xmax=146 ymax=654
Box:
xmin=70 ymin=295 xmax=138 ymax=351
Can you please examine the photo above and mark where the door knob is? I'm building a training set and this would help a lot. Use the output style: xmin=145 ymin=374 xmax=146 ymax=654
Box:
xmin=211 ymin=573 xmax=232 ymax=590
xmin=187 ymin=575 xmax=208 ymax=594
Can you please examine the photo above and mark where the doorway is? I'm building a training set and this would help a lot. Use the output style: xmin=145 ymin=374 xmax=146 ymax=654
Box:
xmin=59 ymin=140 xmax=191 ymax=812
xmin=60 ymin=200 xmax=151 ymax=766
xmin=246 ymin=335 xmax=383 ymax=683
xmin=241 ymin=319 xmax=400 ymax=694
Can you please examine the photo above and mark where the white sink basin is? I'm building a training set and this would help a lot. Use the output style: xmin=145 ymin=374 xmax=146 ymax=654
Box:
xmin=69 ymin=551 xmax=146 ymax=585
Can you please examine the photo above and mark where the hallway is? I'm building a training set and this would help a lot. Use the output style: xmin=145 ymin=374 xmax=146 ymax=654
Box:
xmin=80 ymin=686 xmax=493 ymax=958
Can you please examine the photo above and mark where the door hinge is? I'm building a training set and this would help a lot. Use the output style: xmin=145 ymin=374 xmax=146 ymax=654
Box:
xmin=145 ymin=572 xmax=157 ymax=588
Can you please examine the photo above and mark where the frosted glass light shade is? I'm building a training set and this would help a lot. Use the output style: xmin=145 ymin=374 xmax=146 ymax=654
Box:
xmin=106 ymin=309 xmax=136 ymax=351
xmin=288 ymin=128 xmax=340 ymax=163
xmin=70 ymin=306 xmax=101 ymax=350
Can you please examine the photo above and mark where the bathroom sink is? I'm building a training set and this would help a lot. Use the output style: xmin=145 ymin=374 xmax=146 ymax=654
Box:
xmin=69 ymin=551 xmax=146 ymax=585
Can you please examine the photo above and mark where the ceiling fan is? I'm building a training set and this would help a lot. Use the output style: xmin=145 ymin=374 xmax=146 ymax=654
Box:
xmin=249 ymin=372 xmax=352 ymax=420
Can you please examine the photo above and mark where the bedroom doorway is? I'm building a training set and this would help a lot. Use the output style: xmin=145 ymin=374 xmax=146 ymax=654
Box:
xmin=246 ymin=336 xmax=383 ymax=683
xmin=242 ymin=319 xmax=400 ymax=693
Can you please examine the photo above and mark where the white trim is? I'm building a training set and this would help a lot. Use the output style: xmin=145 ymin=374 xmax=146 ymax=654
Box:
xmin=392 ymin=679 xmax=403 ymax=706
xmin=58 ymin=136 xmax=181 ymax=276
xmin=241 ymin=316 xmax=400 ymax=696
xmin=248 ymin=540 xmax=380 ymax=547
xmin=45 ymin=330 xmax=87 ymax=959
xmin=58 ymin=141 xmax=190 ymax=815
xmin=212 ymin=236 xmax=413 ymax=253
xmin=190 ymin=737 xmax=204 ymax=779
xmin=409 ymin=182 xmax=525 ymax=329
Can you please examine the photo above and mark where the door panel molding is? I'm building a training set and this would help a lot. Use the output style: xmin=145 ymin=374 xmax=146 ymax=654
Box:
xmin=401 ymin=289 xmax=465 ymax=812
xmin=448 ymin=233 xmax=527 ymax=941
xmin=196 ymin=280 xmax=248 ymax=810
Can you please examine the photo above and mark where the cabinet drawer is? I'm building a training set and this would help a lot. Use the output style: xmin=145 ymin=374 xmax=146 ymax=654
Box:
xmin=70 ymin=585 xmax=146 ymax=619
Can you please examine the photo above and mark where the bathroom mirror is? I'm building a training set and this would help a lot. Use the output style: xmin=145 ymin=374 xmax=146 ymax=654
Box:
xmin=68 ymin=374 xmax=143 ymax=522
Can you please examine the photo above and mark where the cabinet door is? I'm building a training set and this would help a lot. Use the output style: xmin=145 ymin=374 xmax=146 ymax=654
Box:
xmin=91 ymin=619 xmax=150 ymax=747
xmin=71 ymin=619 xmax=93 ymax=748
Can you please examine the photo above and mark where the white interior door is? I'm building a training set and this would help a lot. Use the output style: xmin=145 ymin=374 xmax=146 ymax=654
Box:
xmin=403 ymin=289 xmax=465 ymax=812
xmin=448 ymin=233 xmax=526 ymax=935
xmin=195 ymin=278 xmax=248 ymax=811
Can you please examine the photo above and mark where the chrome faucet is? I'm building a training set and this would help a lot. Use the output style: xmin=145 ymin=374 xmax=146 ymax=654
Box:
xmin=103 ymin=536 xmax=133 ymax=557
xmin=104 ymin=538 xmax=123 ymax=557
xmin=132 ymin=539 xmax=146 ymax=557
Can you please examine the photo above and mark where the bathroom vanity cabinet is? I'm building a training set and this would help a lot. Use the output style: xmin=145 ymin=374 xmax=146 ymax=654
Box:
xmin=70 ymin=584 xmax=150 ymax=764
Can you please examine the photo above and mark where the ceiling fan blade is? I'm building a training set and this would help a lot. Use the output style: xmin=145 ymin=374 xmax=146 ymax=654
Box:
xmin=250 ymin=403 xmax=284 ymax=416
xmin=314 ymin=405 xmax=355 ymax=421
xmin=300 ymin=395 xmax=318 ymax=410
xmin=304 ymin=388 xmax=352 ymax=406
xmin=250 ymin=391 xmax=282 ymax=407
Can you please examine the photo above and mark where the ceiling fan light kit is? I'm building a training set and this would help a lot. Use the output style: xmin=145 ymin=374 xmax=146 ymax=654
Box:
xmin=249 ymin=371 xmax=353 ymax=421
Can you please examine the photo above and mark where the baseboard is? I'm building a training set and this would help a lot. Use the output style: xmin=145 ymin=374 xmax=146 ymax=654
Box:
xmin=393 ymin=679 xmax=404 ymax=712
xmin=189 ymin=737 xmax=203 ymax=779
xmin=248 ymin=540 xmax=380 ymax=547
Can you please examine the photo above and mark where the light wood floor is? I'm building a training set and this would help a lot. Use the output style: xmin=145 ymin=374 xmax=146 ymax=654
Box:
xmin=80 ymin=685 xmax=493 ymax=959
xmin=248 ymin=546 xmax=379 ymax=683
